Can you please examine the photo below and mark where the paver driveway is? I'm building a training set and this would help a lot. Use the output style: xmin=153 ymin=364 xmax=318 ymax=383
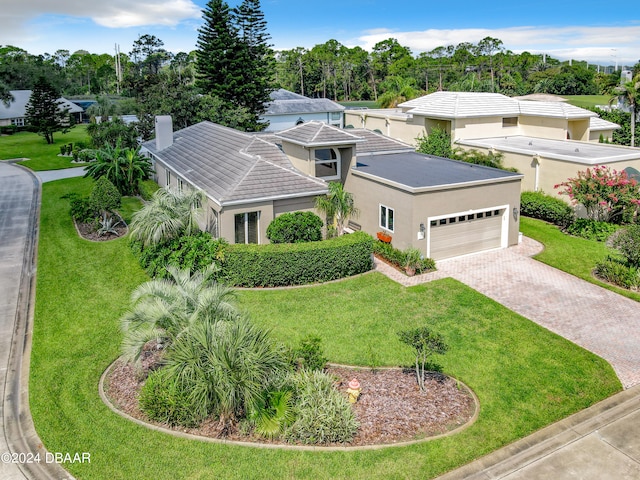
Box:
xmin=376 ymin=238 xmax=640 ymax=389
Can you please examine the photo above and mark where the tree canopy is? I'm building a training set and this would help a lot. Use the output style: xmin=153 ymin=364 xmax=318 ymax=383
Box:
xmin=24 ymin=76 xmax=70 ymax=144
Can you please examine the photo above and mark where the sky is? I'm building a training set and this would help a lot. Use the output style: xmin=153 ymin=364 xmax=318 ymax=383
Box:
xmin=0 ymin=0 xmax=638 ymax=66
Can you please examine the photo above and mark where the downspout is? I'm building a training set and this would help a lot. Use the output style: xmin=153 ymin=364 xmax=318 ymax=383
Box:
xmin=533 ymin=155 xmax=540 ymax=192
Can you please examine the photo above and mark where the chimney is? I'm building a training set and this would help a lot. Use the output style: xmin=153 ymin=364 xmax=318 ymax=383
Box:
xmin=155 ymin=115 xmax=173 ymax=151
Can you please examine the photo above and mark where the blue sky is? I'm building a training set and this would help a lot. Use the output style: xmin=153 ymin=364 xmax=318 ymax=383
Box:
xmin=0 ymin=0 xmax=638 ymax=66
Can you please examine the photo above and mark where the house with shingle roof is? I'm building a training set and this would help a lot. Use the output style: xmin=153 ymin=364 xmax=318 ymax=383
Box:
xmin=0 ymin=90 xmax=84 ymax=127
xmin=345 ymin=91 xmax=639 ymax=198
xmin=261 ymin=89 xmax=345 ymax=132
xmin=144 ymin=117 xmax=523 ymax=260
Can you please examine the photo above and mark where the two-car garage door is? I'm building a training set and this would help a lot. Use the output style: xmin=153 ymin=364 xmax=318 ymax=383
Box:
xmin=428 ymin=208 xmax=505 ymax=260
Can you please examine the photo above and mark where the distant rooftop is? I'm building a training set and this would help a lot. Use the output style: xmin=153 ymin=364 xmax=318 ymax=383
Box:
xmin=0 ymin=90 xmax=83 ymax=120
xmin=276 ymin=121 xmax=363 ymax=147
xmin=458 ymin=136 xmax=640 ymax=165
xmin=264 ymin=89 xmax=344 ymax=116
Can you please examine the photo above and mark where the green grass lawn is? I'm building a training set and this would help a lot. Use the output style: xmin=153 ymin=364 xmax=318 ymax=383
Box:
xmin=0 ymin=125 xmax=90 ymax=170
xmin=29 ymin=177 xmax=621 ymax=480
xmin=340 ymin=100 xmax=379 ymax=109
xmin=562 ymin=95 xmax=612 ymax=109
xmin=520 ymin=217 xmax=640 ymax=302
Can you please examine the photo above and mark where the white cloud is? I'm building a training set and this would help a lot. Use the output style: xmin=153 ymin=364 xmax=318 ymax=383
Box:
xmin=355 ymin=25 xmax=640 ymax=64
xmin=0 ymin=0 xmax=201 ymax=29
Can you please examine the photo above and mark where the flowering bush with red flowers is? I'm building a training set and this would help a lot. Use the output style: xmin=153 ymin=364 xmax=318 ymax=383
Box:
xmin=555 ymin=165 xmax=640 ymax=224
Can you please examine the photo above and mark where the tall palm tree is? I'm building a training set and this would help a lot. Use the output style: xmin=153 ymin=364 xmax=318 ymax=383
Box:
xmin=610 ymin=74 xmax=640 ymax=147
xmin=315 ymin=182 xmax=359 ymax=236
xmin=129 ymin=187 xmax=206 ymax=246
xmin=120 ymin=265 xmax=239 ymax=364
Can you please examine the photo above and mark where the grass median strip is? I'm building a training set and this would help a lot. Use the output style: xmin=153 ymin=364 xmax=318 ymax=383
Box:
xmin=29 ymin=177 xmax=621 ymax=479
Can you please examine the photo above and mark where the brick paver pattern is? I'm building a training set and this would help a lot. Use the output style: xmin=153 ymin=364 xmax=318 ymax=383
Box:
xmin=374 ymin=237 xmax=640 ymax=389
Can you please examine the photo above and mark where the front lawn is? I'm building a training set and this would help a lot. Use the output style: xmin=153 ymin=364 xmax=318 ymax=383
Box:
xmin=0 ymin=125 xmax=90 ymax=170
xmin=30 ymin=177 xmax=621 ymax=480
xmin=520 ymin=217 xmax=640 ymax=302
xmin=562 ymin=95 xmax=612 ymax=109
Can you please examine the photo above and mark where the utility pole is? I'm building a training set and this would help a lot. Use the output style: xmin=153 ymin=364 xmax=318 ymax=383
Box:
xmin=114 ymin=44 xmax=122 ymax=95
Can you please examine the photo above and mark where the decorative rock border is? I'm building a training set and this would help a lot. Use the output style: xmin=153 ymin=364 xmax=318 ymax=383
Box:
xmin=99 ymin=359 xmax=480 ymax=451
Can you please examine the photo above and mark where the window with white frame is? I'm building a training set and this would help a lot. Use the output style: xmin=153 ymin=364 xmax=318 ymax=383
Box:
xmin=165 ymin=168 xmax=171 ymax=187
xmin=379 ymin=204 xmax=394 ymax=232
xmin=234 ymin=212 xmax=259 ymax=244
xmin=314 ymin=148 xmax=340 ymax=180
xmin=11 ymin=118 xmax=25 ymax=127
xmin=177 ymin=178 xmax=184 ymax=192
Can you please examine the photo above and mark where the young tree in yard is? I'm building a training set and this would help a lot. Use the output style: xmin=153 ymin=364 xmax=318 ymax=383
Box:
xmin=415 ymin=126 xmax=453 ymax=158
xmin=610 ymin=74 xmax=640 ymax=147
xmin=314 ymin=182 xmax=358 ymax=236
xmin=555 ymin=165 xmax=640 ymax=224
xmin=398 ymin=326 xmax=448 ymax=393
xmin=25 ymin=76 xmax=69 ymax=144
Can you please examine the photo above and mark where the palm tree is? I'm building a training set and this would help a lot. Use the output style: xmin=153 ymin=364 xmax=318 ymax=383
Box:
xmin=610 ymin=74 xmax=640 ymax=147
xmin=377 ymin=76 xmax=421 ymax=108
xmin=315 ymin=182 xmax=359 ymax=236
xmin=129 ymin=187 xmax=205 ymax=246
xmin=120 ymin=265 xmax=239 ymax=364
xmin=84 ymin=142 xmax=153 ymax=195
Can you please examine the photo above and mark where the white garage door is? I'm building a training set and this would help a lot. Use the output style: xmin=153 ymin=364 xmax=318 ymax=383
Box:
xmin=428 ymin=209 xmax=504 ymax=260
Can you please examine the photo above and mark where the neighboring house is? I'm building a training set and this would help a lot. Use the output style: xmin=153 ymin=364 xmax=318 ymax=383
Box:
xmin=261 ymin=89 xmax=345 ymax=132
xmin=144 ymin=117 xmax=523 ymax=261
xmin=0 ymin=90 xmax=85 ymax=127
xmin=345 ymin=91 xmax=638 ymax=199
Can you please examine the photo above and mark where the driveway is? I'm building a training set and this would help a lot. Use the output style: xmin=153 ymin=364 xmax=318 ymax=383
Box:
xmin=376 ymin=237 xmax=640 ymax=389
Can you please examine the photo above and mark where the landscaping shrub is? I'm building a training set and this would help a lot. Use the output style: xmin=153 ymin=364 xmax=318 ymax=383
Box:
xmin=220 ymin=231 xmax=373 ymax=287
xmin=566 ymin=218 xmax=619 ymax=242
xmin=612 ymin=224 xmax=640 ymax=267
xmin=266 ymin=211 xmax=323 ymax=243
xmin=594 ymin=257 xmax=640 ymax=290
xmin=130 ymin=232 xmax=227 ymax=279
xmin=289 ymin=335 xmax=327 ymax=371
xmin=284 ymin=369 xmax=358 ymax=444
xmin=520 ymin=191 xmax=575 ymax=227
xmin=138 ymin=179 xmax=161 ymax=201
xmin=90 ymin=176 xmax=121 ymax=214
xmin=372 ymin=241 xmax=436 ymax=274
xmin=67 ymin=194 xmax=97 ymax=223
xmin=139 ymin=368 xmax=205 ymax=428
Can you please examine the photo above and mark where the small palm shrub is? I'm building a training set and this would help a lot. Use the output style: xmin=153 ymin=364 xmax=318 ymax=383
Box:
xmin=520 ymin=191 xmax=575 ymax=228
xmin=139 ymin=368 xmax=205 ymax=427
xmin=566 ymin=219 xmax=619 ymax=242
xmin=284 ymin=370 xmax=359 ymax=444
xmin=249 ymin=389 xmax=294 ymax=439
xmin=266 ymin=211 xmax=323 ymax=243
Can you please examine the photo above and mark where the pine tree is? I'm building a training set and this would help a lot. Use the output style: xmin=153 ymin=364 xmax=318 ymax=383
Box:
xmin=195 ymin=0 xmax=274 ymax=131
xmin=25 ymin=76 xmax=69 ymax=144
xmin=195 ymin=0 xmax=242 ymax=102
xmin=234 ymin=0 xmax=275 ymax=116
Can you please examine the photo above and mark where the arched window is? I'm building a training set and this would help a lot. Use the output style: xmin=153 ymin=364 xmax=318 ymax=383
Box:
xmin=314 ymin=148 xmax=340 ymax=180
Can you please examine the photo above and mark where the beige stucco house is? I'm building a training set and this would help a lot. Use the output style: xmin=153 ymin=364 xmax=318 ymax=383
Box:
xmin=345 ymin=92 xmax=640 ymax=198
xmin=144 ymin=117 xmax=523 ymax=261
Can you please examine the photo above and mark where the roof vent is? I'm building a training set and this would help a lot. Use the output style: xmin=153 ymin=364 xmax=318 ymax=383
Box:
xmin=575 ymin=148 xmax=579 ymax=152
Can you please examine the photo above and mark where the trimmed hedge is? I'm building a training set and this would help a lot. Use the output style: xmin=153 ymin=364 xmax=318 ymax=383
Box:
xmin=138 ymin=179 xmax=161 ymax=201
xmin=520 ymin=191 xmax=574 ymax=227
xmin=220 ymin=231 xmax=374 ymax=287
xmin=266 ymin=211 xmax=323 ymax=244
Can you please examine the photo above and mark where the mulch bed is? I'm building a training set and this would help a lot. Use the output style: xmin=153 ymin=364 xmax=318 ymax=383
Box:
xmin=104 ymin=356 xmax=476 ymax=447
xmin=75 ymin=217 xmax=127 ymax=242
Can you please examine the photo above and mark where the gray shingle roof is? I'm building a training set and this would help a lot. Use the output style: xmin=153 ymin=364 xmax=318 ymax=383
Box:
xmin=275 ymin=121 xmax=364 ymax=146
xmin=0 ymin=90 xmax=83 ymax=120
xmin=398 ymin=91 xmax=596 ymax=119
xmin=264 ymin=89 xmax=345 ymax=115
xmin=349 ymin=128 xmax=415 ymax=155
xmin=354 ymin=151 xmax=522 ymax=190
xmin=143 ymin=122 xmax=328 ymax=204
